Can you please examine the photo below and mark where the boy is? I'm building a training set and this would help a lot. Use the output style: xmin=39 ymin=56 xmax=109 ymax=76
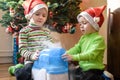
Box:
xmin=62 ymin=5 xmax=106 ymax=80
xmin=8 ymin=0 xmax=53 ymax=80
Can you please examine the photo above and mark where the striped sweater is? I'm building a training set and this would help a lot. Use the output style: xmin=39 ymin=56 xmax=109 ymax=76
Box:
xmin=19 ymin=25 xmax=53 ymax=61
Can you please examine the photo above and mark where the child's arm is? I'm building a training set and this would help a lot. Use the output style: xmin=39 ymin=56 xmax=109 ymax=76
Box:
xmin=72 ymin=36 xmax=105 ymax=61
xmin=62 ymin=36 xmax=105 ymax=61
xmin=19 ymin=27 xmax=39 ymax=61
xmin=62 ymin=39 xmax=82 ymax=61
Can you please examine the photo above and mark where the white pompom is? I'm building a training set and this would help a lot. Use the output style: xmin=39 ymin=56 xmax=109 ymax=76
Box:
xmin=93 ymin=17 xmax=100 ymax=23
xmin=25 ymin=14 xmax=31 ymax=20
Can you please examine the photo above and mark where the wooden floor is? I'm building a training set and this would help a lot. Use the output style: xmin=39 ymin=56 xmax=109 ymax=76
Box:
xmin=0 ymin=63 xmax=16 ymax=80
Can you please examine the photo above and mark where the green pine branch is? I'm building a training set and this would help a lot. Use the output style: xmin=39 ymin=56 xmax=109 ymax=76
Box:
xmin=0 ymin=0 xmax=82 ymax=34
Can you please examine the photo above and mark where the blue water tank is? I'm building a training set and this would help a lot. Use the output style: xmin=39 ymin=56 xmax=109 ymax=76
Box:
xmin=32 ymin=48 xmax=68 ymax=74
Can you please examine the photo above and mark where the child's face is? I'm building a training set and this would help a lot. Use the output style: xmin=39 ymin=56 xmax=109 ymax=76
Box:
xmin=30 ymin=8 xmax=48 ymax=27
xmin=78 ymin=16 xmax=96 ymax=34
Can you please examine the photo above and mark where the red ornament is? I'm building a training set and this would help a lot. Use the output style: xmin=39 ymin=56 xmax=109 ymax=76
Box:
xmin=5 ymin=26 xmax=14 ymax=34
xmin=62 ymin=26 xmax=68 ymax=33
xmin=52 ymin=22 xmax=57 ymax=28
xmin=49 ymin=11 xmax=53 ymax=18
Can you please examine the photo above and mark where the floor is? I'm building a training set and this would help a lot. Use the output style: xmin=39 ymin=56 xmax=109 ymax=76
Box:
xmin=0 ymin=63 xmax=16 ymax=80
xmin=0 ymin=63 xmax=76 ymax=80
xmin=2 ymin=63 xmax=118 ymax=80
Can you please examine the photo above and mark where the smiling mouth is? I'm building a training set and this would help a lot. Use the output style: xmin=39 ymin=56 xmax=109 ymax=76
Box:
xmin=37 ymin=21 xmax=42 ymax=22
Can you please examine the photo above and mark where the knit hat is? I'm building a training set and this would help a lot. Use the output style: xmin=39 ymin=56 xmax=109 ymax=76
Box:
xmin=77 ymin=5 xmax=106 ymax=31
xmin=22 ymin=0 xmax=48 ymax=19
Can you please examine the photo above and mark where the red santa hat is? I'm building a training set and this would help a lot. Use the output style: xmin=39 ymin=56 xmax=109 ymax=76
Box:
xmin=22 ymin=0 xmax=48 ymax=19
xmin=77 ymin=5 xmax=106 ymax=31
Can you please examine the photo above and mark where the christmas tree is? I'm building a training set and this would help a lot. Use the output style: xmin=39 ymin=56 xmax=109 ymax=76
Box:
xmin=0 ymin=0 xmax=82 ymax=34
xmin=44 ymin=0 xmax=82 ymax=33
xmin=0 ymin=0 xmax=27 ymax=35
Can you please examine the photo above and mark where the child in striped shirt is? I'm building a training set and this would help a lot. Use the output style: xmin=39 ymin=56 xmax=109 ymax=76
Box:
xmin=8 ymin=0 xmax=54 ymax=80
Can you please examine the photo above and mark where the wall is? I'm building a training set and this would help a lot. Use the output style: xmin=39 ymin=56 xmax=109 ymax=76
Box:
xmin=51 ymin=24 xmax=82 ymax=50
xmin=0 ymin=10 xmax=13 ymax=63
xmin=107 ymin=0 xmax=120 ymax=12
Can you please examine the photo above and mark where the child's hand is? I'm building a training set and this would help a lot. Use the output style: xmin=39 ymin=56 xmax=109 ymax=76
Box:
xmin=62 ymin=53 xmax=73 ymax=61
xmin=31 ymin=50 xmax=40 ymax=61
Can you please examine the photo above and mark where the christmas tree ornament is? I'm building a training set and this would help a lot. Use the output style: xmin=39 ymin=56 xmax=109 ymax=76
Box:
xmin=0 ymin=0 xmax=82 ymax=34
xmin=5 ymin=26 xmax=13 ymax=34
xmin=9 ymin=7 xmax=15 ymax=17
xmin=44 ymin=0 xmax=82 ymax=33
